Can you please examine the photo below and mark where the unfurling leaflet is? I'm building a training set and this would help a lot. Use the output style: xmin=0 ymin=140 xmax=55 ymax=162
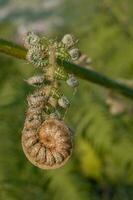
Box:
xmin=22 ymin=32 xmax=87 ymax=169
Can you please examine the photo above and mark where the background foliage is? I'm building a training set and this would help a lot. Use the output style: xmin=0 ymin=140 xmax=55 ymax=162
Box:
xmin=0 ymin=0 xmax=133 ymax=199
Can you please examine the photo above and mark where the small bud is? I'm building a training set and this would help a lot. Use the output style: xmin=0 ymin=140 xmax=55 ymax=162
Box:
xmin=26 ymin=48 xmax=40 ymax=63
xmin=62 ymin=34 xmax=77 ymax=48
xmin=66 ymin=75 xmax=79 ymax=87
xmin=58 ymin=96 xmax=70 ymax=109
xmin=26 ymin=47 xmax=48 ymax=68
xmin=26 ymin=75 xmax=44 ymax=86
xmin=69 ymin=48 xmax=80 ymax=61
xmin=24 ymin=32 xmax=40 ymax=49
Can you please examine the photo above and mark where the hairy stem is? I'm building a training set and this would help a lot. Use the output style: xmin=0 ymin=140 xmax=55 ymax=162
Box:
xmin=0 ymin=38 xmax=133 ymax=99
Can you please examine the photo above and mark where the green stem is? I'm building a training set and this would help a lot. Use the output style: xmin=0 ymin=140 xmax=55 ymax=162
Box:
xmin=0 ymin=39 xmax=26 ymax=59
xmin=0 ymin=38 xmax=133 ymax=99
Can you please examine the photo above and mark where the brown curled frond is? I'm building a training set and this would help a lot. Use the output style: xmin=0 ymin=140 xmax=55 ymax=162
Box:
xmin=22 ymin=118 xmax=73 ymax=169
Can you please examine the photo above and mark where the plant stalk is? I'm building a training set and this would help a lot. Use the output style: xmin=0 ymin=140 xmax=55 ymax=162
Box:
xmin=0 ymin=38 xmax=133 ymax=99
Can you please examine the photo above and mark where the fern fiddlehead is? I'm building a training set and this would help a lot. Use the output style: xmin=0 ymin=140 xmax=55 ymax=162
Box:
xmin=22 ymin=32 xmax=81 ymax=169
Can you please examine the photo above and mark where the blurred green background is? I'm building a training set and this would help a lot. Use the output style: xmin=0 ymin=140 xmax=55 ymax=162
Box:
xmin=0 ymin=0 xmax=133 ymax=199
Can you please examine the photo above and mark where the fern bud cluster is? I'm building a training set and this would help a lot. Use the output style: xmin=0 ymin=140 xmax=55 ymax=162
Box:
xmin=22 ymin=32 xmax=81 ymax=169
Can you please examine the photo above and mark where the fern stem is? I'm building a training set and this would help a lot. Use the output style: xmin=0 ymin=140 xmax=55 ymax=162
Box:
xmin=0 ymin=38 xmax=133 ymax=99
xmin=0 ymin=39 xmax=26 ymax=59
